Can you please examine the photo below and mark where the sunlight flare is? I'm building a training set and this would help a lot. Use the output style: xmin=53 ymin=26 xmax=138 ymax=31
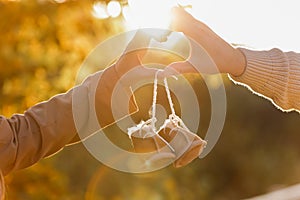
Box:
xmin=124 ymin=0 xmax=177 ymax=29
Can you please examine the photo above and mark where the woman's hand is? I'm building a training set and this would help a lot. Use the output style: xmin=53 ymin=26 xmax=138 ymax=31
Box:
xmin=166 ymin=7 xmax=246 ymax=76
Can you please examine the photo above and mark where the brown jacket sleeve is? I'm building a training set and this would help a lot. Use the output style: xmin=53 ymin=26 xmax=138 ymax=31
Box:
xmin=0 ymin=66 xmax=137 ymax=175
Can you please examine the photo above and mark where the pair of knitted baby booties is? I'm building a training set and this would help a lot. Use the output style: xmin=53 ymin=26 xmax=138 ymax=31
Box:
xmin=127 ymin=72 xmax=206 ymax=168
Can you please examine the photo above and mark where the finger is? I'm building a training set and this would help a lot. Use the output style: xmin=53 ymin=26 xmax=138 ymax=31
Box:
xmin=115 ymin=30 xmax=152 ymax=75
xmin=163 ymin=61 xmax=198 ymax=77
xmin=123 ymin=29 xmax=151 ymax=57
xmin=170 ymin=7 xmax=196 ymax=32
xmin=146 ymin=29 xmax=171 ymax=43
xmin=171 ymin=7 xmax=195 ymax=22
xmin=118 ymin=66 xmax=160 ymax=87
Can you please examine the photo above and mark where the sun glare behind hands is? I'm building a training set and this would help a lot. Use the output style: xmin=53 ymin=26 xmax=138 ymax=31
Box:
xmin=123 ymin=0 xmax=177 ymax=30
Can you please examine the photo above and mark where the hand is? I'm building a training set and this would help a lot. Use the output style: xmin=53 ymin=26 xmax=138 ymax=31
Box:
xmin=113 ymin=29 xmax=160 ymax=85
xmin=165 ymin=7 xmax=246 ymax=76
xmin=95 ymin=30 xmax=161 ymax=128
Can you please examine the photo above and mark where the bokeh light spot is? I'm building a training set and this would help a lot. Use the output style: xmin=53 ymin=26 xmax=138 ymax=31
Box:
xmin=92 ymin=1 xmax=109 ymax=19
xmin=107 ymin=1 xmax=121 ymax=18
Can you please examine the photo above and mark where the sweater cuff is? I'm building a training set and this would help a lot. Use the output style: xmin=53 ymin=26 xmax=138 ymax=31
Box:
xmin=229 ymin=47 xmax=292 ymax=110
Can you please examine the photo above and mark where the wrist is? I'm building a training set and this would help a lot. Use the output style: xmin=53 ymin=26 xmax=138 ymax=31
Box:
xmin=228 ymin=48 xmax=246 ymax=76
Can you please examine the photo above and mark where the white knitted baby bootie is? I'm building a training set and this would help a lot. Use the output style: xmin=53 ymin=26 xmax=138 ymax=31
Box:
xmin=157 ymin=78 xmax=206 ymax=167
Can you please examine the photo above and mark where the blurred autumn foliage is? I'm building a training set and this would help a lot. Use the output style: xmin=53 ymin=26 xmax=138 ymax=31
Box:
xmin=0 ymin=0 xmax=300 ymax=200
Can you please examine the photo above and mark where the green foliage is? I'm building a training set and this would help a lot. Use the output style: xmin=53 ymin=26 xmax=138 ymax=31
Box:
xmin=1 ymin=1 xmax=300 ymax=200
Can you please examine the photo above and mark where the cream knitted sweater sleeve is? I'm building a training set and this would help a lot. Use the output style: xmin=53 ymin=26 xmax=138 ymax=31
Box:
xmin=229 ymin=48 xmax=300 ymax=112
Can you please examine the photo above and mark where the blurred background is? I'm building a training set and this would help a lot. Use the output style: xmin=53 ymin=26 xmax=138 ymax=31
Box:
xmin=0 ymin=0 xmax=300 ymax=199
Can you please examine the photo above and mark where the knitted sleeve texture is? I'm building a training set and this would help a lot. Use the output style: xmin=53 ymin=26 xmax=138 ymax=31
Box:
xmin=229 ymin=48 xmax=300 ymax=112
